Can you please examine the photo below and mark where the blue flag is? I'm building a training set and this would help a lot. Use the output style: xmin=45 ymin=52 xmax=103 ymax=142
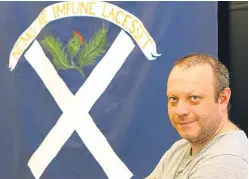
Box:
xmin=0 ymin=1 xmax=217 ymax=179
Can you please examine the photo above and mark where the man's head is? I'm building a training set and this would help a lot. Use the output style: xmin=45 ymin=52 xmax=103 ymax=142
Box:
xmin=166 ymin=53 xmax=231 ymax=143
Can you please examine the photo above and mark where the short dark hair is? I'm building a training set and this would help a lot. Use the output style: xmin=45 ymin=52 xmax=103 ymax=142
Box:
xmin=171 ymin=53 xmax=231 ymax=112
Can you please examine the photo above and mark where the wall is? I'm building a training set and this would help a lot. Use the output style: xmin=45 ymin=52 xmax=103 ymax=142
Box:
xmin=218 ymin=1 xmax=248 ymax=135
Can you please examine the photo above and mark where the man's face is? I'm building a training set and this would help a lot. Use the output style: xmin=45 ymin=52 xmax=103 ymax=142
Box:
xmin=167 ymin=64 xmax=222 ymax=143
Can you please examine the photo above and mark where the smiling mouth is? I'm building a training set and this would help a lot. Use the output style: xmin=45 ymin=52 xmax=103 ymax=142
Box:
xmin=178 ymin=121 xmax=195 ymax=126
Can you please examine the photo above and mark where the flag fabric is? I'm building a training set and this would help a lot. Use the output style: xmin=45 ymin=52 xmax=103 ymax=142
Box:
xmin=0 ymin=1 xmax=217 ymax=179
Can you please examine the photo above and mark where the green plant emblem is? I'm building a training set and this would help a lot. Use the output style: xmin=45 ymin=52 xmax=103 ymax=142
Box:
xmin=41 ymin=27 xmax=107 ymax=78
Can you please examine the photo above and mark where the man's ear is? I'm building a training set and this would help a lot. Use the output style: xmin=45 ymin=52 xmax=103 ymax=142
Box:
xmin=219 ymin=87 xmax=231 ymax=111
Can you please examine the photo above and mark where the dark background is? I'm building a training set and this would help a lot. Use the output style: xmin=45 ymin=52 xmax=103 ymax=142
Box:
xmin=218 ymin=1 xmax=248 ymax=135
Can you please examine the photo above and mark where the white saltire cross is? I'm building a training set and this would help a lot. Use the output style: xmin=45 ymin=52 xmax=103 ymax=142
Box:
xmin=24 ymin=30 xmax=135 ymax=179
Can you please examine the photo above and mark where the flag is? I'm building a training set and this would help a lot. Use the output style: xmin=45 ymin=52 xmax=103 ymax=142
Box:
xmin=0 ymin=1 xmax=217 ymax=179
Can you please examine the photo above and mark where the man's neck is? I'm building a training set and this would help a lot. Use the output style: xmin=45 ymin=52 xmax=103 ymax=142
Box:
xmin=190 ymin=129 xmax=220 ymax=156
xmin=190 ymin=117 xmax=239 ymax=156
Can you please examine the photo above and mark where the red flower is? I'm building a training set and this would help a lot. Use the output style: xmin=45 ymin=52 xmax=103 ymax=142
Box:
xmin=73 ymin=30 xmax=84 ymax=45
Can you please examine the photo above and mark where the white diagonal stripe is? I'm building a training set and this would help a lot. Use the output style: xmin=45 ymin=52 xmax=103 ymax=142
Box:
xmin=24 ymin=30 xmax=135 ymax=179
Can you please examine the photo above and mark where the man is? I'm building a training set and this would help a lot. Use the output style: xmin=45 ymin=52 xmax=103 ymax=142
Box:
xmin=146 ymin=53 xmax=248 ymax=179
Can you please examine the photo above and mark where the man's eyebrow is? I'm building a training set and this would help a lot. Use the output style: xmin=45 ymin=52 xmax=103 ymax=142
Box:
xmin=187 ymin=90 xmax=208 ymax=96
xmin=166 ymin=90 xmax=208 ymax=96
xmin=166 ymin=91 xmax=177 ymax=96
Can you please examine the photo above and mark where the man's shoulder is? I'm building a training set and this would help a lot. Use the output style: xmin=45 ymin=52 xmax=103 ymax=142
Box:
xmin=189 ymin=131 xmax=248 ymax=179
xmin=190 ymin=154 xmax=248 ymax=179
xmin=171 ymin=138 xmax=190 ymax=149
xmin=203 ymin=130 xmax=248 ymax=162
xmin=163 ymin=138 xmax=190 ymax=158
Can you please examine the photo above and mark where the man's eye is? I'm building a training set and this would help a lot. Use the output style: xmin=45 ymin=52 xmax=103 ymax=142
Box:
xmin=190 ymin=96 xmax=200 ymax=101
xmin=168 ymin=97 xmax=177 ymax=102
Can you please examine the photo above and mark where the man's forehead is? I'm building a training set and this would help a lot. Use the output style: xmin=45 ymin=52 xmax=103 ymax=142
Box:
xmin=169 ymin=64 xmax=213 ymax=80
xmin=174 ymin=63 xmax=212 ymax=72
xmin=167 ymin=64 xmax=214 ymax=93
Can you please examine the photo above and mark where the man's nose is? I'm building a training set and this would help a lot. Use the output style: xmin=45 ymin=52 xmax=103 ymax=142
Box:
xmin=175 ymin=101 xmax=189 ymax=116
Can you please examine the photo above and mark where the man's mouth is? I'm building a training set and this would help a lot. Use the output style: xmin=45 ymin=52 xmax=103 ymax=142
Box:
xmin=178 ymin=121 xmax=195 ymax=126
